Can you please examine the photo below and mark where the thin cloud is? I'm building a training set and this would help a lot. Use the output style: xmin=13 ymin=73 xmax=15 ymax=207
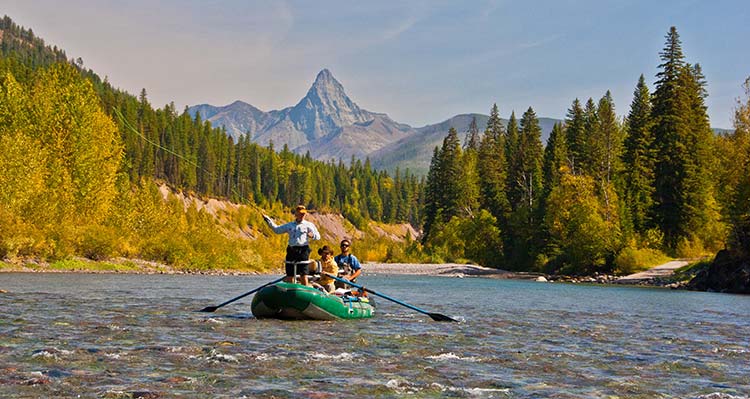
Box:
xmin=379 ymin=12 xmax=421 ymax=43
xmin=517 ymin=34 xmax=561 ymax=50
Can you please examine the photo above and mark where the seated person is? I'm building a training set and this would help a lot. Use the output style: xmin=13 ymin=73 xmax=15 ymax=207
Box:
xmin=312 ymin=245 xmax=338 ymax=294
xmin=334 ymin=239 xmax=362 ymax=287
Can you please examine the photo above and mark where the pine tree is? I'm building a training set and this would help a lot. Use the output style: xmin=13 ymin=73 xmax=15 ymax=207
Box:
xmin=623 ymin=75 xmax=655 ymax=234
xmin=586 ymin=92 xmax=624 ymax=227
xmin=422 ymin=128 xmax=466 ymax=243
xmin=505 ymin=111 xmax=522 ymax=208
xmin=422 ymin=146 xmax=442 ymax=244
xmin=506 ymin=107 xmax=544 ymax=269
xmin=460 ymin=137 xmax=481 ymax=218
xmin=517 ymin=107 xmax=544 ymax=211
xmin=651 ymin=26 xmax=721 ymax=250
xmin=679 ymin=63 xmax=722 ymax=248
xmin=464 ymin=116 xmax=480 ymax=150
xmin=565 ymin=99 xmax=586 ymax=174
xmin=478 ymin=105 xmax=509 ymax=223
xmin=582 ymin=98 xmax=599 ymax=176
xmin=542 ymin=122 xmax=568 ymax=201
xmin=437 ymin=127 xmax=464 ymax=220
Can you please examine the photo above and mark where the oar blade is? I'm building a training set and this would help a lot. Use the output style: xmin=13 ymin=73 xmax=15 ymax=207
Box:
xmin=428 ymin=313 xmax=459 ymax=322
xmin=196 ymin=276 xmax=285 ymax=313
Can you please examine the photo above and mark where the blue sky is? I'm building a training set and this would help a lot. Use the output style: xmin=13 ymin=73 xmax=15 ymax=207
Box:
xmin=4 ymin=0 xmax=748 ymax=129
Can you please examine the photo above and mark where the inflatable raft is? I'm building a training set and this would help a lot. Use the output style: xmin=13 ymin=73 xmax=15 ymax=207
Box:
xmin=251 ymin=282 xmax=375 ymax=320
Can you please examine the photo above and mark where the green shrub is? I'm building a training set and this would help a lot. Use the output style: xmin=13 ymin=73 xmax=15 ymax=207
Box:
xmin=49 ymin=259 xmax=89 ymax=271
xmin=675 ymin=236 xmax=710 ymax=258
xmin=141 ymin=235 xmax=193 ymax=266
xmin=614 ymin=246 xmax=671 ymax=275
xmin=77 ymin=225 xmax=119 ymax=261
xmin=0 ymin=209 xmax=46 ymax=259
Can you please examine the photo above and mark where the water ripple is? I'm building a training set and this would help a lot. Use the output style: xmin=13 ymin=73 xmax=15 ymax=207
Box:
xmin=2 ymin=273 xmax=749 ymax=398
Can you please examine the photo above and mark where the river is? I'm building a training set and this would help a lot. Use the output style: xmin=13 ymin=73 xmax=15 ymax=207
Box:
xmin=1 ymin=273 xmax=749 ymax=398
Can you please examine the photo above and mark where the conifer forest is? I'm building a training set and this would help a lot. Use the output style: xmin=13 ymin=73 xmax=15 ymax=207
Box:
xmin=1 ymin=17 xmax=749 ymax=276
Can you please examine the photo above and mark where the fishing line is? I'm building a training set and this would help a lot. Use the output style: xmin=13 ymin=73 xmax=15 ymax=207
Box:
xmin=112 ymin=106 xmax=254 ymax=206
xmin=113 ymin=106 xmax=202 ymax=171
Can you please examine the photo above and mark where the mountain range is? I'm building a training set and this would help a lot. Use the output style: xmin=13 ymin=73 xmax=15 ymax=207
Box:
xmin=188 ymin=69 xmax=557 ymax=175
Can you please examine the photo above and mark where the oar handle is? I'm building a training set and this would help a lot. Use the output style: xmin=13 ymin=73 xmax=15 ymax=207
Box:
xmin=324 ymin=273 xmax=457 ymax=322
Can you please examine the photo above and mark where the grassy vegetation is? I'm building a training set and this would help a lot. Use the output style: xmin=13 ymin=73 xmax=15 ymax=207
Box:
xmin=613 ymin=246 xmax=672 ymax=275
xmin=48 ymin=259 xmax=140 ymax=272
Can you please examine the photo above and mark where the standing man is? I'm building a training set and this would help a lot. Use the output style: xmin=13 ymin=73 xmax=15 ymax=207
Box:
xmin=264 ymin=205 xmax=320 ymax=285
xmin=335 ymin=239 xmax=362 ymax=284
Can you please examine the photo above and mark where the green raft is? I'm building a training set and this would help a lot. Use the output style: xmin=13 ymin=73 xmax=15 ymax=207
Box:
xmin=251 ymin=282 xmax=375 ymax=320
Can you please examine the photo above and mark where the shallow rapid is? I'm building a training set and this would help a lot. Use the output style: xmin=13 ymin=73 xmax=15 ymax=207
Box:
xmin=1 ymin=273 xmax=749 ymax=398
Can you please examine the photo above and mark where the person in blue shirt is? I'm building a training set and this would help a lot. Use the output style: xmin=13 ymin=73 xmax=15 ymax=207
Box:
xmin=334 ymin=239 xmax=362 ymax=284
xmin=263 ymin=205 xmax=321 ymax=286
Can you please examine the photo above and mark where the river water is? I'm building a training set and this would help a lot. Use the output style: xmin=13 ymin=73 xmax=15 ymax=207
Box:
xmin=1 ymin=273 xmax=749 ymax=398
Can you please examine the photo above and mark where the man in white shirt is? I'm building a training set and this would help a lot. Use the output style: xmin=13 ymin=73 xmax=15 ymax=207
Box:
xmin=263 ymin=205 xmax=321 ymax=285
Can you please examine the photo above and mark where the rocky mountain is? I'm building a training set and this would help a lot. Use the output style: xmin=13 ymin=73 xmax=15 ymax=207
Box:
xmin=189 ymin=69 xmax=415 ymax=161
xmin=189 ymin=69 xmax=558 ymax=174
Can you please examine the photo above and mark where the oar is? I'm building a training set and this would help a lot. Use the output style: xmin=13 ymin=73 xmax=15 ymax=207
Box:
xmin=325 ymin=273 xmax=458 ymax=322
xmin=198 ymin=276 xmax=285 ymax=312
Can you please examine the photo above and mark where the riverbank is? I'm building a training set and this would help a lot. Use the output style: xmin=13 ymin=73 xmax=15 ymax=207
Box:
xmin=1 ymin=257 xmax=692 ymax=288
xmin=363 ymin=263 xmax=516 ymax=278
xmin=0 ymin=257 xmax=518 ymax=277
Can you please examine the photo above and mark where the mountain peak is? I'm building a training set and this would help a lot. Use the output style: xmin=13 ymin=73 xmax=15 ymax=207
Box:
xmin=315 ymin=68 xmax=334 ymax=82
xmin=309 ymin=68 xmax=345 ymax=96
xmin=289 ymin=69 xmax=372 ymax=140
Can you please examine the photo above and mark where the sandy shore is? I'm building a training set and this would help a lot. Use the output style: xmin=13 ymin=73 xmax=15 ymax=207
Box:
xmin=363 ymin=262 xmax=516 ymax=278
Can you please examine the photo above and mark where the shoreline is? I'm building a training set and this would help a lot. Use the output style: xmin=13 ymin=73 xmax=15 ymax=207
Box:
xmin=0 ymin=258 xmax=687 ymax=288
xmin=0 ymin=258 xmax=522 ymax=278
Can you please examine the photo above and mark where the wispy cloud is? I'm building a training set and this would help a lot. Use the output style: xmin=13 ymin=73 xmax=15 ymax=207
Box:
xmin=379 ymin=13 xmax=420 ymax=42
xmin=517 ymin=34 xmax=561 ymax=50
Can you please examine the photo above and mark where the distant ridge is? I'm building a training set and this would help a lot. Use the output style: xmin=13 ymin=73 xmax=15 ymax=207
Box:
xmin=371 ymin=114 xmax=559 ymax=175
xmin=189 ymin=70 xmax=558 ymax=174
xmin=188 ymin=69 xmax=415 ymax=162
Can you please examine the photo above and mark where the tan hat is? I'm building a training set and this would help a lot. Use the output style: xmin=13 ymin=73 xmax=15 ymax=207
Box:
xmin=318 ymin=245 xmax=332 ymax=255
xmin=295 ymin=205 xmax=307 ymax=214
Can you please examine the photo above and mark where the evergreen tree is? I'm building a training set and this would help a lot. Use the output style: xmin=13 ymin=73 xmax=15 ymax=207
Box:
xmin=587 ymin=92 xmax=624 ymax=227
xmin=460 ymin=137 xmax=481 ymax=218
xmin=505 ymin=109 xmax=519 ymax=163
xmin=505 ymin=111 xmax=523 ymax=208
xmin=437 ymin=127 xmax=464 ymax=220
xmin=651 ymin=26 xmax=721 ymax=250
xmin=542 ymin=122 xmax=568 ymax=201
xmin=422 ymin=147 xmax=442 ymax=243
xmin=679 ymin=63 xmax=723 ymax=248
xmin=517 ymin=107 xmax=544 ymax=211
xmin=422 ymin=128 xmax=466 ymax=243
xmin=623 ymin=75 xmax=655 ymax=234
xmin=582 ymin=98 xmax=599 ymax=176
xmin=506 ymin=107 xmax=544 ymax=269
xmin=565 ymin=99 xmax=586 ymax=174
xmin=464 ymin=116 xmax=481 ymax=150
xmin=478 ymin=105 xmax=509 ymax=224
